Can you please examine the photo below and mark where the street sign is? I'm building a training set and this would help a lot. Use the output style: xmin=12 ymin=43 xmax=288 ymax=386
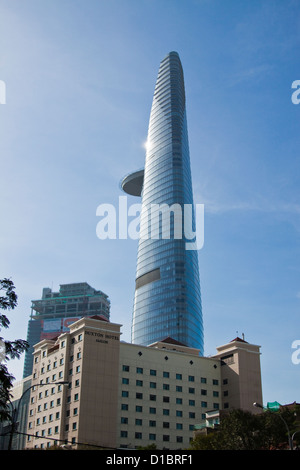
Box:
xmin=267 ymin=401 xmax=281 ymax=411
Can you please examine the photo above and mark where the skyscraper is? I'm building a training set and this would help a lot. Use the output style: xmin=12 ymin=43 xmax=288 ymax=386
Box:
xmin=122 ymin=52 xmax=204 ymax=353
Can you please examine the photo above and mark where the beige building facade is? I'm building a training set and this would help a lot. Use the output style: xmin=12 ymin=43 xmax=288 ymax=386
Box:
xmin=214 ymin=337 xmax=263 ymax=414
xmin=24 ymin=317 xmax=263 ymax=450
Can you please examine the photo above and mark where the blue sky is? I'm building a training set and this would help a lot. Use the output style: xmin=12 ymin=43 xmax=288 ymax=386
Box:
xmin=0 ymin=0 xmax=299 ymax=406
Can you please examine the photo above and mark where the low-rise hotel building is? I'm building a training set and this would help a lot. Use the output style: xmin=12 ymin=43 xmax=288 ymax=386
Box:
xmin=24 ymin=316 xmax=262 ymax=450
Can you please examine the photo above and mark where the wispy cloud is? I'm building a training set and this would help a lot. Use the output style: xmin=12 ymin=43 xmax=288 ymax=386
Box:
xmin=194 ymin=190 xmax=300 ymax=217
xmin=228 ymin=63 xmax=275 ymax=87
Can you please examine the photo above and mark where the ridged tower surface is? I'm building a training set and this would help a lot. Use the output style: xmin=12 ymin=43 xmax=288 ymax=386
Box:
xmin=131 ymin=51 xmax=204 ymax=353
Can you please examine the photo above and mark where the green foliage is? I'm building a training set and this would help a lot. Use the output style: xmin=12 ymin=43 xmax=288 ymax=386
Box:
xmin=190 ymin=408 xmax=300 ymax=450
xmin=189 ymin=431 xmax=221 ymax=450
xmin=0 ymin=278 xmax=29 ymax=421
xmin=136 ymin=443 xmax=157 ymax=450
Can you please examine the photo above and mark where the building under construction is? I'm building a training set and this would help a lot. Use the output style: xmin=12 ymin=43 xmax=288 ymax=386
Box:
xmin=23 ymin=282 xmax=110 ymax=378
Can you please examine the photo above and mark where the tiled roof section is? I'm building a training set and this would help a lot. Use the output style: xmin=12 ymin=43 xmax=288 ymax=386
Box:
xmin=89 ymin=315 xmax=109 ymax=322
xmin=230 ymin=336 xmax=248 ymax=343
xmin=160 ymin=336 xmax=187 ymax=347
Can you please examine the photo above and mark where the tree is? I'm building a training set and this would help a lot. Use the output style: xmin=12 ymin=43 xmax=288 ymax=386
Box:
xmin=0 ymin=278 xmax=29 ymax=421
xmin=218 ymin=409 xmax=262 ymax=450
xmin=189 ymin=430 xmax=221 ymax=450
xmin=190 ymin=408 xmax=299 ymax=450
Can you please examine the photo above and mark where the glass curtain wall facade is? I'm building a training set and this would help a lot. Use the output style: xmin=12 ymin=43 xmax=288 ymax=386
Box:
xmin=123 ymin=52 xmax=204 ymax=353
